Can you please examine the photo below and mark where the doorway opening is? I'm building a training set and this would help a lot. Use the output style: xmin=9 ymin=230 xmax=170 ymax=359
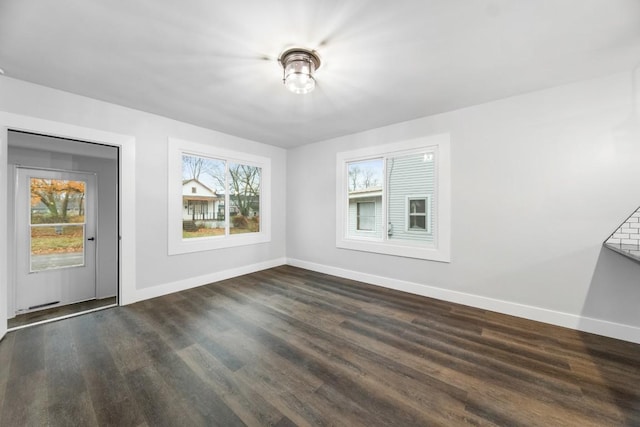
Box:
xmin=6 ymin=130 xmax=120 ymax=329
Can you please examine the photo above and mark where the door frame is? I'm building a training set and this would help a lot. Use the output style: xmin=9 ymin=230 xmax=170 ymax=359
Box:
xmin=0 ymin=112 xmax=137 ymax=341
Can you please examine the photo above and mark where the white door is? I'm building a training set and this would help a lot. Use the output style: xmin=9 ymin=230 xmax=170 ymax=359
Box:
xmin=15 ymin=168 xmax=97 ymax=313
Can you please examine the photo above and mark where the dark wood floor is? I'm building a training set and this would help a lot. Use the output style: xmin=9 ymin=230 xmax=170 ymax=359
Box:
xmin=0 ymin=266 xmax=638 ymax=426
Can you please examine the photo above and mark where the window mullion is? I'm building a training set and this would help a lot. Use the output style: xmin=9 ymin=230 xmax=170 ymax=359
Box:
xmin=382 ymin=155 xmax=388 ymax=242
xmin=224 ymin=161 xmax=230 ymax=236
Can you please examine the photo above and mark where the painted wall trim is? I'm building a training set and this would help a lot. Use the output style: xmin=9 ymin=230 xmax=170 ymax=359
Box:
xmin=286 ymin=257 xmax=640 ymax=344
xmin=0 ymin=125 xmax=7 ymax=341
xmin=129 ymin=257 xmax=287 ymax=303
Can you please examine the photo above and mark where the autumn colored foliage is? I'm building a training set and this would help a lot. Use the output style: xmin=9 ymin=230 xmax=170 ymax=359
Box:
xmin=30 ymin=178 xmax=86 ymax=223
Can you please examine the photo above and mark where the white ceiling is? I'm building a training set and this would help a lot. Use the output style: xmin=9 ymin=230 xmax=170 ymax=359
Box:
xmin=1 ymin=0 xmax=639 ymax=148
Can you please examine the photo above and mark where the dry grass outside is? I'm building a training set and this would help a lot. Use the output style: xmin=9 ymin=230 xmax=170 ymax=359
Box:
xmin=31 ymin=214 xmax=85 ymax=224
xmin=183 ymin=228 xmax=226 ymax=239
xmin=229 ymin=227 xmax=259 ymax=235
xmin=183 ymin=217 xmax=260 ymax=239
xmin=30 ymin=226 xmax=84 ymax=254
xmin=231 ymin=215 xmax=260 ymax=233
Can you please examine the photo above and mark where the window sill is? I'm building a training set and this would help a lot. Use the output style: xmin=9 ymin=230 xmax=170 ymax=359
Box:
xmin=336 ymin=238 xmax=450 ymax=262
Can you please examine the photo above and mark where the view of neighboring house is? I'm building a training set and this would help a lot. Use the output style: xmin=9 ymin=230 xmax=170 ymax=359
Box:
xmin=348 ymin=187 xmax=383 ymax=239
xmin=182 ymin=179 xmax=222 ymax=222
xmin=386 ymin=153 xmax=434 ymax=243
xmin=348 ymin=153 xmax=435 ymax=242
xmin=182 ymin=179 xmax=260 ymax=226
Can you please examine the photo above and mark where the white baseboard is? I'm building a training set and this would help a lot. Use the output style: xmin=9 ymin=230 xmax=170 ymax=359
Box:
xmin=286 ymin=258 xmax=640 ymax=344
xmin=129 ymin=257 xmax=287 ymax=304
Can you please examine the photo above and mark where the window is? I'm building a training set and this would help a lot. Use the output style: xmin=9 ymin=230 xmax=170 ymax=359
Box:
xmin=357 ymin=202 xmax=375 ymax=231
xmin=407 ymin=196 xmax=430 ymax=232
xmin=168 ymin=138 xmax=271 ymax=255
xmin=347 ymin=159 xmax=383 ymax=239
xmin=336 ymin=134 xmax=450 ymax=262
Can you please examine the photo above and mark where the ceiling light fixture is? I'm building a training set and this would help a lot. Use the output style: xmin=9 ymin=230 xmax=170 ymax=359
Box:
xmin=278 ymin=47 xmax=321 ymax=94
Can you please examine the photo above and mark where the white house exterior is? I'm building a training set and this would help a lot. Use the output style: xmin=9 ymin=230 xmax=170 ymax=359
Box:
xmin=182 ymin=179 xmax=222 ymax=221
xmin=347 ymin=153 xmax=434 ymax=243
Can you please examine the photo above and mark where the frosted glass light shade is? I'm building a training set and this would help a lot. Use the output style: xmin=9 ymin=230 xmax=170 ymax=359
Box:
xmin=278 ymin=48 xmax=321 ymax=95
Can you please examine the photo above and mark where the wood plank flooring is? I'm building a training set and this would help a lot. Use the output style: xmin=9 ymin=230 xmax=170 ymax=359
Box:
xmin=8 ymin=297 xmax=117 ymax=329
xmin=0 ymin=265 xmax=638 ymax=426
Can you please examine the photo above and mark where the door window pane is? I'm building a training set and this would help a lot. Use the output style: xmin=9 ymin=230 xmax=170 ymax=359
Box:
xmin=30 ymin=225 xmax=85 ymax=272
xmin=29 ymin=178 xmax=87 ymax=272
xmin=30 ymin=178 xmax=86 ymax=224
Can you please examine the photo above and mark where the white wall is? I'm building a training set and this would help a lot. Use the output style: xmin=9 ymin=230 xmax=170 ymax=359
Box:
xmin=2 ymin=70 xmax=638 ymax=342
xmin=287 ymin=70 xmax=640 ymax=342
xmin=0 ymin=77 xmax=287 ymax=302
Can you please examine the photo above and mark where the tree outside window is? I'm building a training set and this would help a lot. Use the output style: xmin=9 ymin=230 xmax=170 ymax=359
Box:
xmin=30 ymin=178 xmax=85 ymax=224
xmin=181 ymin=154 xmax=260 ymax=239
xmin=168 ymin=137 xmax=271 ymax=255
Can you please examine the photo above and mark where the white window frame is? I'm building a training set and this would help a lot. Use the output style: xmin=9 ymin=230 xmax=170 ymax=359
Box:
xmin=406 ymin=195 xmax=431 ymax=233
xmin=168 ymin=137 xmax=271 ymax=255
xmin=336 ymin=134 xmax=450 ymax=262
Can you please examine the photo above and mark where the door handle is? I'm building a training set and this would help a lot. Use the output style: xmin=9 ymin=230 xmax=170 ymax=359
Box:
xmin=87 ymin=237 xmax=95 ymax=241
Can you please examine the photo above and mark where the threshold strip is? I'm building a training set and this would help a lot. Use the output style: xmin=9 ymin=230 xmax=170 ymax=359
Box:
xmin=7 ymin=303 xmax=118 ymax=332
